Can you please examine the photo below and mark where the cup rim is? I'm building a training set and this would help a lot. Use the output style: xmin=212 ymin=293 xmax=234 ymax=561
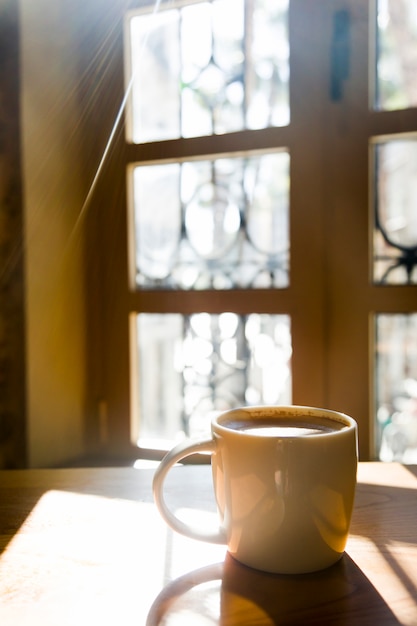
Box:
xmin=212 ymin=405 xmax=357 ymax=438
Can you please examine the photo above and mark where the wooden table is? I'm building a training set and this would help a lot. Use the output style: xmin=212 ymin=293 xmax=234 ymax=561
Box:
xmin=0 ymin=463 xmax=416 ymax=625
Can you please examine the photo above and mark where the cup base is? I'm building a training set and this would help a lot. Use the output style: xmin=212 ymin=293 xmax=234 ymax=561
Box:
xmin=228 ymin=549 xmax=345 ymax=576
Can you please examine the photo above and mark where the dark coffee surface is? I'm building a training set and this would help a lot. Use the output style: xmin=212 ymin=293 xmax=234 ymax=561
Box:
xmin=222 ymin=415 xmax=347 ymax=436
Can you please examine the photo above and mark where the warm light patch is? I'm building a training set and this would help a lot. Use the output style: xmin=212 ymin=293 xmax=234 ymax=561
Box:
xmin=0 ymin=489 xmax=169 ymax=625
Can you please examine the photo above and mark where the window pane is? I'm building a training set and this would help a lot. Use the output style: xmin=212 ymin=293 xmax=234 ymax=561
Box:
xmin=128 ymin=9 xmax=181 ymax=143
xmin=131 ymin=151 xmax=290 ymax=289
xmin=127 ymin=0 xmax=289 ymax=143
xmin=372 ymin=137 xmax=417 ymax=285
xmin=374 ymin=0 xmax=417 ymax=111
xmin=135 ymin=313 xmax=292 ymax=447
xmin=376 ymin=314 xmax=417 ymax=462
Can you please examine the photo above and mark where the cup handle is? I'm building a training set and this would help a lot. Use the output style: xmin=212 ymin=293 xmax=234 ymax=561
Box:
xmin=152 ymin=437 xmax=227 ymax=544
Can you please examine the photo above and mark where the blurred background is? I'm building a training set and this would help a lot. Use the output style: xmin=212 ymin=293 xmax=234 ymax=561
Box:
xmin=1 ymin=0 xmax=416 ymax=468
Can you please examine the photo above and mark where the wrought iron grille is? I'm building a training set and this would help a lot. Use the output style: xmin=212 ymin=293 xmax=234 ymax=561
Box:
xmin=128 ymin=0 xmax=290 ymax=143
xmin=136 ymin=313 xmax=292 ymax=444
xmin=132 ymin=151 xmax=290 ymax=290
xmin=373 ymin=139 xmax=417 ymax=285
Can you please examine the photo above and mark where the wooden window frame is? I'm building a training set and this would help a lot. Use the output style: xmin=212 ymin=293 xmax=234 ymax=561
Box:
xmin=81 ymin=0 xmax=417 ymax=463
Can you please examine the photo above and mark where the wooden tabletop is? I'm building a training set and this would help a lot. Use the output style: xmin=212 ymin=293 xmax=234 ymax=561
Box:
xmin=0 ymin=462 xmax=416 ymax=625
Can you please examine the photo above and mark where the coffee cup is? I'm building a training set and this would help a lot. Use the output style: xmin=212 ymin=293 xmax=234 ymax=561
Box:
xmin=152 ymin=405 xmax=358 ymax=574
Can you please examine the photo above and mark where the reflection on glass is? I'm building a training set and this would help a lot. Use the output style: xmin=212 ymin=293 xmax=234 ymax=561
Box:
xmin=372 ymin=138 xmax=417 ymax=284
xmin=127 ymin=0 xmax=289 ymax=143
xmin=376 ymin=314 xmax=417 ymax=463
xmin=375 ymin=0 xmax=417 ymax=111
xmin=135 ymin=313 xmax=292 ymax=447
xmin=132 ymin=151 xmax=290 ymax=289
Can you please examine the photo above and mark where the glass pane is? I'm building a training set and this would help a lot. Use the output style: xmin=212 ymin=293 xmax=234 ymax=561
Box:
xmin=374 ymin=0 xmax=417 ymax=111
xmin=375 ymin=314 xmax=417 ymax=463
xmin=372 ymin=137 xmax=417 ymax=284
xmin=127 ymin=0 xmax=289 ymax=143
xmin=135 ymin=313 xmax=292 ymax=447
xmin=132 ymin=151 xmax=290 ymax=289
xmin=128 ymin=9 xmax=181 ymax=143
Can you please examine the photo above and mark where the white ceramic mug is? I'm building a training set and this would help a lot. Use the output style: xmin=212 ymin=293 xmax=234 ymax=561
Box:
xmin=152 ymin=405 xmax=358 ymax=574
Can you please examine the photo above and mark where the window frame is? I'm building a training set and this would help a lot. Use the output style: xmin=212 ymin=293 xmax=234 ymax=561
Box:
xmin=83 ymin=0 xmax=417 ymax=462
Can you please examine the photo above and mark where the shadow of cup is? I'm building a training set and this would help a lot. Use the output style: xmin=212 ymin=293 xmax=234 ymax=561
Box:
xmin=146 ymin=552 xmax=400 ymax=625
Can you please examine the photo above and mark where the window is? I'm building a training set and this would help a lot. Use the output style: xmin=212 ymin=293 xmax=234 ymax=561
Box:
xmin=125 ymin=0 xmax=293 ymax=447
xmin=371 ymin=0 xmax=417 ymax=462
xmin=87 ymin=0 xmax=417 ymax=462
